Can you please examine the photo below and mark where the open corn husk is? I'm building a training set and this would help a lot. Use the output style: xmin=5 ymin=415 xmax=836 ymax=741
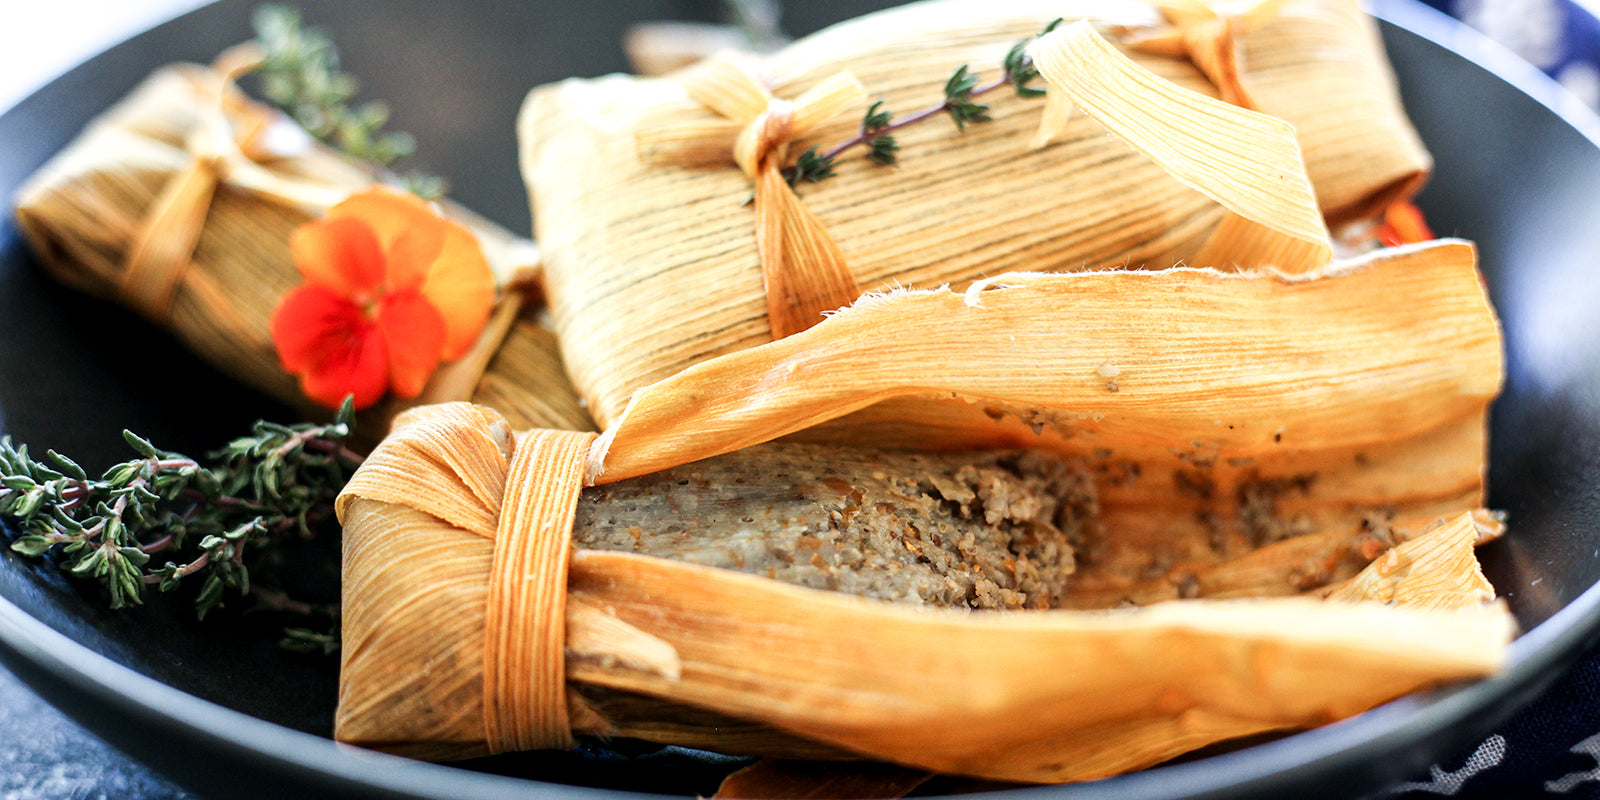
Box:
xmin=334 ymin=401 xmax=1512 ymax=783
xmin=586 ymin=241 xmax=1498 ymax=568
xmin=519 ymin=0 xmax=1429 ymax=427
xmin=13 ymin=56 xmax=592 ymax=434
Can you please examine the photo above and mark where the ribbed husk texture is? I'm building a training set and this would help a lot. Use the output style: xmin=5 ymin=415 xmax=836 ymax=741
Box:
xmin=13 ymin=60 xmax=593 ymax=433
xmin=519 ymin=0 xmax=1430 ymax=428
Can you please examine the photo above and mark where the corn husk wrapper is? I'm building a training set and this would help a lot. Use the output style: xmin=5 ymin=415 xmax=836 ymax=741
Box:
xmin=13 ymin=59 xmax=593 ymax=433
xmin=519 ymin=0 xmax=1429 ymax=427
xmin=334 ymin=401 xmax=1512 ymax=783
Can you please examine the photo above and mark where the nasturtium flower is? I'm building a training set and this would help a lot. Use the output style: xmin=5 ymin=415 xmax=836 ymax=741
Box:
xmin=270 ymin=187 xmax=495 ymax=410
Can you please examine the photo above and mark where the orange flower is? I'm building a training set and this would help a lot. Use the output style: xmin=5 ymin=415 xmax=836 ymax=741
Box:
xmin=270 ymin=187 xmax=495 ymax=410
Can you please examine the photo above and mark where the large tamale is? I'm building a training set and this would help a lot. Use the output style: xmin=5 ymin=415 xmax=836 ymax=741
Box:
xmin=333 ymin=230 xmax=1509 ymax=781
xmin=13 ymin=56 xmax=592 ymax=433
xmin=519 ymin=0 xmax=1430 ymax=428
xmin=334 ymin=409 xmax=1508 ymax=782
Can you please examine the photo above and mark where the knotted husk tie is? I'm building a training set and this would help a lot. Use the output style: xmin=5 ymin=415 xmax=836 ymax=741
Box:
xmin=119 ymin=42 xmax=349 ymax=325
xmin=638 ymin=55 xmax=868 ymax=339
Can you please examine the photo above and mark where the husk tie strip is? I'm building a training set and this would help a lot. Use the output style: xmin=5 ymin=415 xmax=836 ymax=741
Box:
xmin=482 ymin=428 xmax=596 ymax=752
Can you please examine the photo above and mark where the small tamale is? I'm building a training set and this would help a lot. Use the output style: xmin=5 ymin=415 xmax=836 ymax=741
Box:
xmin=519 ymin=0 xmax=1430 ymax=427
xmin=13 ymin=55 xmax=592 ymax=434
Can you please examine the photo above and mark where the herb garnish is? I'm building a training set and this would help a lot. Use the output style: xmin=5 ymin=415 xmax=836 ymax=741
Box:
xmin=784 ymin=19 xmax=1061 ymax=186
xmin=0 ymin=400 xmax=361 ymax=648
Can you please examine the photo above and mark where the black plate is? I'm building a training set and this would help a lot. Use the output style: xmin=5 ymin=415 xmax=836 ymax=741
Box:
xmin=2 ymin=0 xmax=1600 ymax=798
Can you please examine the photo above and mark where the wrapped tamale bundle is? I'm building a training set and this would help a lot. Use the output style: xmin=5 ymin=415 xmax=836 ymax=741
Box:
xmin=334 ymin=403 xmax=1512 ymax=783
xmin=519 ymin=0 xmax=1430 ymax=427
xmin=333 ymin=230 xmax=1507 ymax=781
xmin=13 ymin=50 xmax=592 ymax=434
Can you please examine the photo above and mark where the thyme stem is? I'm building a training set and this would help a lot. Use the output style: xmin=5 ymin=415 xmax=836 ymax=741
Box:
xmin=816 ymin=74 xmax=1014 ymax=165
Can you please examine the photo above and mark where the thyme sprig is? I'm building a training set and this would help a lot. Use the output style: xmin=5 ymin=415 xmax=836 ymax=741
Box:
xmin=785 ymin=19 xmax=1062 ymax=186
xmin=0 ymin=401 xmax=362 ymax=626
xmin=248 ymin=5 xmax=446 ymax=199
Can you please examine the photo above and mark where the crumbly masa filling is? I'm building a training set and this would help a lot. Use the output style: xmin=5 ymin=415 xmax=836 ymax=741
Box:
xmin=572 ymin=442 xmax=1097 ymax=610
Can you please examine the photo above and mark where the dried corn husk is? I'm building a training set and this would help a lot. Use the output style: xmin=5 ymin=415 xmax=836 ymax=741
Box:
xmin=589 ymin=240 xmax=1497 ymax=476
xmin=1320 ymin=510 xmax=1499 ymax=608
xmin=334 ymin=402 xmax=1513 ymax=783
xmin=13 ymin=59 xmax=593 ymax=433
xmin=520 ymin=0 xmax=1429 ymax=426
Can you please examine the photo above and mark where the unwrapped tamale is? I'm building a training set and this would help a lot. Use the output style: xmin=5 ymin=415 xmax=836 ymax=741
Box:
xmin=334 ymin=402 xmax=1512 ymax=782
xmin=14 ymin=58 xmax=592 ymax=433
xmin=519 ymin=0 xmax=1430 ymax=427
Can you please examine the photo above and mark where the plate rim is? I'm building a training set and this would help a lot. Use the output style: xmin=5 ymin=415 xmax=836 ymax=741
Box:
xmin=1 ymin=0 xmax=1599 ymax=797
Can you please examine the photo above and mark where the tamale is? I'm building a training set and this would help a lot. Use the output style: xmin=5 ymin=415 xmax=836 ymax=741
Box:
xmin=13 ymin=58 xmax=592 ymax=433
xmin=334 ymin=403 xmax=1513 ymax=782
xmin=518 ymin=0 xmax=1430 ymax=427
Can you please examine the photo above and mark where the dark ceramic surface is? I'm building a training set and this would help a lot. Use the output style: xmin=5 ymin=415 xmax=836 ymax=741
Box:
xmin=1 ymin=0 xmax=1600 ymax=798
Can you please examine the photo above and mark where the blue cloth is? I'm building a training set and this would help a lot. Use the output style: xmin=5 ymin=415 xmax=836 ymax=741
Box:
xmin=1378 ymin=636 xmax=1600 ymax=798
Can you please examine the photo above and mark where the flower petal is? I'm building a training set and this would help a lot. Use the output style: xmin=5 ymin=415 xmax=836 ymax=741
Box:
xmin=271 ymin=286 xmax=359 ymax=373
xmin=378 ymin=289 xmax=447 ymax=398
xmin=290 ymin=216 xmax=386 ymax=297
xmin=385 ymin=226 xmax=445 ymax=292
xmin=302 ymin=330 xmax=390 ymax=410
xmin=270 ymin=285 xmax=389 ymax=409
xmin=421 ymin=221 xmax=497 ymax=360
xmin=328 ymin=187 xmax=445 ymax=286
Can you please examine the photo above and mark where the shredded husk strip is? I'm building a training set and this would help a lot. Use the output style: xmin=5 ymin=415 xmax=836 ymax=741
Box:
xmin=14 ymin=61 xmax=591 ymax=433
xmin=521 ymin=0 xmax=1424 ymax=427
xmin=588 ymin=240 xmax=1500 ymax=484
xmin=482 ymin=428 xmax=595 ymax=752
xmin=1030 ymin=21 xmax=1330 ymax=273
xmin=1321 ymin=511 xmax=1498 ymax=608
xmin=335 ymin=403 xmax=1514 ymax=781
